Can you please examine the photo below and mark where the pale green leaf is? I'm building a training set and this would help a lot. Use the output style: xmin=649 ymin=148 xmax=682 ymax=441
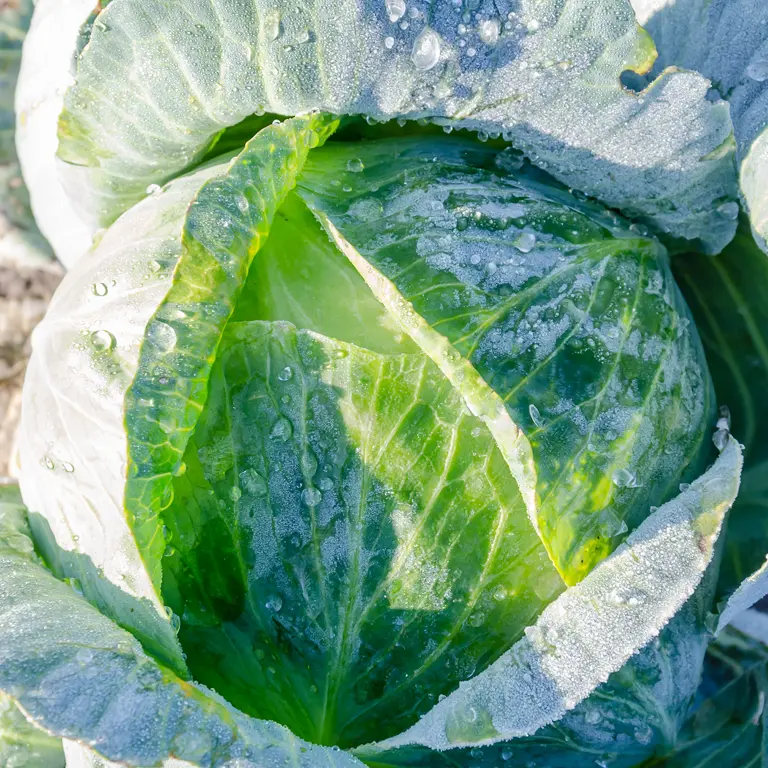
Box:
xmin=56 ymin=0 xmax=737 ymax=251
xmin=630 ymin=0 xmax=768 ymax=253
xmin=0 ymin=500 xmax=364 ymax=768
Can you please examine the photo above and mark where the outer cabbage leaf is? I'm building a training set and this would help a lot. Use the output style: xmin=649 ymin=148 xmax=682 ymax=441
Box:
xmin=672 ymin=222 xmax=768 ymax=625
xmin=0 ymin=498 xmax=364 ymax=768
xmin=296 ymin=137 xmax=715 ymax=584
xmin=366 ymin=436 xmax=741 ymax=750
xmin=55 ymin=0 xmax=737 ymax=252
xmin=17 ymin=115 xmax=336 ymax=673
xmin=630 ymin=0 xmax=768 ymax=254
xmin=0 ymin=485 xmax=64 ymax=768
xmin=361 ymin=619 xmax=768 ymax=767
xmin=14 ymin=0 xmax=95 ymax=268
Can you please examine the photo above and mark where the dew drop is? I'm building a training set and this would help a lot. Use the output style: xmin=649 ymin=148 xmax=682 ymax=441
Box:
xmin=240 ymin=468 xmax=268 ymax=496
xmin=584 ymin=708 xmax=602 ymax=724
xmin=679 ymin=482 xmax=691 ymax=493
xmin=466 ymin=46 xmax=477 ymax=57
xmin=526 ymin=19 xmax=540 ymax=32
xmin=62 ymin=461 xmax=75 ymax=473
xmin=90 ymin=329 xmax=116 ymax=353
xmin=528 ymin=403 xmax=544 ymax=427
xmin=265 ymin=11 xmax=281 ymax=41
xmin=515 ymin=232 xmax=536 ymax=252
xmin=91 ymin=282 xmax=109 ymax=297
xmin=411 ymin=28 xmax=441 ymax=71
xmin=501 ymin=748 xmax=514 ymax=761
xmin=612 ymin=467 xmax=637 ymax=488
xmin=305 ymin=130 xmax=320 ymax=148
xmin=385 ymin=0 xmax=406 ymax=22
xmin=277 ymin=366 xmax=293 ymax=381
xmin=347 ymin=158 xmax=365 ymax=173
xmin=712 ymin=428 xmax=729 ymax=452
xmin=237 ymin=195 xmax=249 ymax=213
xmin=716 ymin=201 xmax=739 ymax=219
xmin=146 ymin=183 xmax=162 ymax=196
xmin=478 ymin=18 xmax=500 ymax=45
xmin=746 ymin=57 xmax=768 ymax=82
xmin=270 ymin=417 xmax=293 ymax=441
xmin=266 ymin=595 xmax=283 ymax=612
xmin=230 ymin=486 xmax=242 ymax=502
xmin=384 ymin=35 xmax=395 ymax=49
xmin=43 ymin=456 xmax=54 ymax=470
xmin=302 ymin=487 xmax=322 ymax=506
xmin=149 ymin=321 xmax=177 ymax=352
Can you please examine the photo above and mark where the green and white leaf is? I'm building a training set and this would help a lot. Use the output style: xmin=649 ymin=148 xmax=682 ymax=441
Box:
xmin=0 ymin=693 xmax=65 ymax=768
xmin=0 ymin=500 xmax=365 ymax=768
xmin=372 ymin=436 xmax=741 ymax=750
xmin=630 ymin=0 xmax=768 ymax=253
xmin=297 ymin=137 xmax=715 ymax=584
xmin=672 ymin=222 xmax=768 ymax=627
xmin=356 ymin=589 xmax=719 ymax=767
xmin=15 ymin=0 xmax=95 ymax=268
xmin=17 ymin=114 xmax=336 ymax=672
xmin=55 ymin=0 xmax=737 ymax=251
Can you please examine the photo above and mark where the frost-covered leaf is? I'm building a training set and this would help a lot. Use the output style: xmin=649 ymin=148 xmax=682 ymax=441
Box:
xmin=673 ymin=222 xmax=768 ymax=626
xmin=297 ymin=137 xmax=715 ymax=584
xmin=0 ymin=692 xmax=65 ymax=768
xmin=18 ymin=115 xmax=335 ymax=671
xmin=630 ymin=0 xmax=768 ymax=253
xmin=0 ymin=499 xmax=364 ymax=768
xmin=0 ymin=486 xmax=65 ymax=768
xmin=370 ymin=436 xmax=741 ymax=750
xmin=160 ymin=319 xmax=558 ymax=747
xmin=354 ymin=590 xmax=717 ymax=767
xmin=15 ymin=0 xmax=95 ymax=268
xmin=56 ymin=0 xmax=737 ymax=251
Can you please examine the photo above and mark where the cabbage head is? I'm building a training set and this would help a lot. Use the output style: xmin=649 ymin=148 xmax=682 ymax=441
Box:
xmin=3 ymin=1 xmax=768 ymax=767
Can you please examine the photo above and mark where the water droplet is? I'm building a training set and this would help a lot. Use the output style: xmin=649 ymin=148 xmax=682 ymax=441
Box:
xmin=90 ymin=329 xmax=116 ymax=353
xmin=493 ymin=586 xmax=507 ymax=601
xmin=266 ymin=595 xmax=283 ymax=612
xmin=230 ymin=486 xmax=242 ymax=502
xmin=384 ymin=35 xmax=395 ymax=49
xmin=270 ymin=417 xmax=293 ymax=441
xmin=302 ymin=487 xmax=322 ymax=506
xmin=237 ymin=195 xmax=249 ymax=213
xmin=149 ymin=321 xmax=177 ymax=352
xmin=305 ymin=130 xmax=320 ymax=148
xmin=296 ymin=29 xmax=311 ymax=44
xmin=612 ymin=467 xmax=638 ymax=488
xmin=347 ymin=158 xmax=365 ymax=173
xmin=62 ymin=461 xmax=75 ymax=473
xmin=501 ymin=748 xmax=514 ymax=761
xmin=679 ymin=482 xmax=691 ymax=493
xmin=746 ymin=57 xmax=768 ymax=82
xmin=408 ymin=6 xmax=419 ymax=18
xmin=466 ymin=46 xmax=477 ymax=57
xmin=91 ymin=282 xmax=108 ymax=297
xmin=411 ymin=28 xmax=441 ymax=71
xmin=301 ymin=452 xmax=318 ymax=477
xmin=528 ymin=403 xmax=544 ymax=427
xmin=515 ymin=232 xmax=536 ymax=252
xmin=277 ymin=366 xmax=293 ymax=381
xmin=584 ymin=708 xmax=602 ymax=724
xmin=385 ymin=0 xmax=406 ymax=22
xmin=240 ymin=468 xmax=268 ymax=496
xmin=467 ymin=706 xmax=478 ymax=722
xmin=146 ymin=183 xmax=162 ymax=196
xmin=171 ymin=613 xmax=181 ymax=633
xmin=478 ymin=18 xmax=500 ymax=45
xmin=712 ymin=428 xmax=729 ymax=452
xmin=717 ymin=201 xmax=739 ymax=219
xmin=265 ymin=11 xmax=281 ymax=40
xmin=526 ymin=19 xmax=540 ymax=32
